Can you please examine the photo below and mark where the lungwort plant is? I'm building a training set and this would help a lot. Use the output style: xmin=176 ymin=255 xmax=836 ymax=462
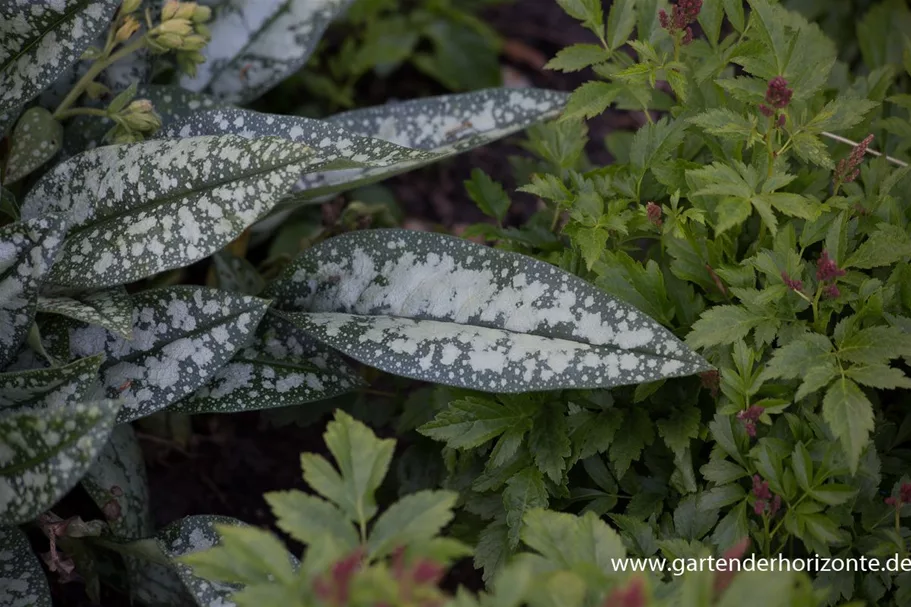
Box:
xmin=0 ymin=1 xmax=712 ymax=605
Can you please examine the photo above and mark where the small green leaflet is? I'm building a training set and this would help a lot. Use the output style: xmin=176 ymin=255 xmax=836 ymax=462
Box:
xmin=521 ymin=508 xmax=627 ymax=573
xmin=0 ymin=1 xmax=120 ymax=113
xmin=171 ymin=314 xmax=361 ymax=415
xmin=0 ymin=525 xmax=51 ymax=607
xmin=289 ymin=88 xmax=568 ymax=200
xmin=21 ymin=135 xmax=323 ymax=288
xmin=47 ymin=286 xmax=269 ymax=423
xmin=0 ymin=399 xmax=121 ymax=525
xmin=266 ymin=229 xmax=709 ymax=393
xmin=4 ymin=107 xmax=63 ymax=184
xmin=823 ymin=378 xmax=875 ymax=474
xmin=0 ymin=354 xmax=103 ymax=410
xmin=38 ymin=287 xmax=134 ymax=340
xmin=180 ymin=0 xmax=351 ymax=103
xmin=0 ymin=215 xmax=67 ymax=368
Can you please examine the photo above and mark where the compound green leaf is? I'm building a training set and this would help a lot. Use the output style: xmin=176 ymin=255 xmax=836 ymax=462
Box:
xmin=265 ymin=490 xmax=359 ymax=550
xmin=0 ymin=525 xmax=51 ymax=607
xmin=0 ymin=1 xmax=119 ymax=114
xmin=0 ymin=354 xmax=103 ymax=410
xmin=181 ymin=0 xmax=351 ymax=103
xmin=366 ymin=490 xmax=459 ymax=558
xmin=0 ymin=215 xmax=66 ymax=368
xmin=171 ymin=314 xmax=360 ymax=415
xmin=47 ymin=286 xmax=268 ymax=423
xmin=21 ymin=136 xmax=321 ymax=288
xmin=823 ymin=378 xmax=874 ymax=474
xmin=289 ymin=88 xmax=568 ymax=200
xmin=504 ymin=468 xmax=548 ymax=548
xmin=0 ymin=399 xmax=121 ymax=525
xmin=419 ymin=396 xmax=537 ymax=450
xmin=4 ymin=107 xmax=63 ymax=184
xmin=38 ymin=287 xmax=134 ymax=340
xmin=522 ymin=509 xmax=626 ymax=572
xmin=267 ymin=229 xmax=708 ymax=393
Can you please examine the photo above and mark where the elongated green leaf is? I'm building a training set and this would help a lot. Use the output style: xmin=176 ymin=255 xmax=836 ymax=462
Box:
xmin=46 ymin=286 xmax=268 ymax=423
xmin=823 ymin=378 xmax=874 ymax=474
xmin=0 ymin=525 xmax=51 ymax=607
xmin=181 ymin=0 xmax=351 ymax=103
xmin=39 ymin=287 xmax=133 ymax=339
xmin=0 ymin=354 xmax=102 ymax=410
xmin=171 ymin=314 xmax=360 ymax=415
xmin=287 ymin=89 xmax=568 ymax=200
xmin=21 ymin=136 xmax=321 ymax=288
xmin=0 ymin=215 xmax=66 ymax=368
xmin=366 ymin=490 xmax=458 ymax=558
xmin=267 ymin=229 xmax=708 ymax=392
xmin=0 ymin=399 xmax=121 ymax=525
xmin=0 ymin=1 xmax=119 ymax=113
xmin=4 ymin=107 xmax=63 ymax=184
xmin=157 ymin=108 xmax=432 ymax=173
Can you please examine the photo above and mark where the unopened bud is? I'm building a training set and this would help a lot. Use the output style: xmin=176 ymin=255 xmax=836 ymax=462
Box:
xmin=155 ymin=32 xmax=184 ymax=50
xmin=121 ymin=0 xmax=142 ymax=13
xmin=174 ymin=2 xmax=198 ymax=20
xmin=126 ymin=99 xmax=154 ymax=113
xmin=158 ymin=18 xmax=193 ymax=35
xmin=193 ymin=23 xmax=210 ymax=38
xmin=115 ymin=15 xmax=140 ymax=42
xmin=192 ymin=5 xmax=212 ymax=22
xmin=161 ymin=0 xmax=180 ymax=20
xmin=180 ymin=34 xmax=208 ymax=51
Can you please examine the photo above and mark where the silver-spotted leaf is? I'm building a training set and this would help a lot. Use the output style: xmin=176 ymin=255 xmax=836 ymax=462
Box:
xmin=0 ymin=525 xmax=51 ymax=607
xmin=47 ymin=286 xmax=269 ymax=423
xmin=290 ymin=88 xmax=568 ymax=200
xmin=0 ymin=106 xmax=20 ymax=138
xmin=212 ymin=251 xmax=265 ymax=296
xmin=0 ymin=354 xmax=103 ymax=410
xmin=0 ymin=399 xmax=121 ymax=525
xmin=21 ymin=136 xmax=321 ymax=288
xmin=180 ymin=0 xmax=351 ymax=103
xmin=4 ymin=107 xmax=63 ymax=184
xmin=38 ymin=287 xmax=134 ymax=339
xmin=266 ymin=230 xmax=709 ymax=392
xmin=0 ymin=215 xmax=67 ymax=368
xmin=157 ymin=108 xmax=433 ymax=172
xmin=0 ymin=1 xmax=119 ymax=113
xmin=172 ymin=314 xmax=361 ymax=415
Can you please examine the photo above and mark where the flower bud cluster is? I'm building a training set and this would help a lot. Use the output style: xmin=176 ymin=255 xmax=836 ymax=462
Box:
xmin=148 ymin=1 xmax=212 ymax=75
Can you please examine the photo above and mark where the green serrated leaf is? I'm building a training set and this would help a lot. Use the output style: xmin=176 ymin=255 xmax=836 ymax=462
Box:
xmin=822 ymin=378 xmax=874 ymax=474
xmin=687 ymin=305 xmax=763 ymax=349
xmin=268 ymin=229 xmax=709 ymax=393
xmin=545 ymin=44 xmax=612 ymax=72
xmin=562 ymin=81 xmax=621 ymax=122
xmin=845 ymin=224 xmax=911 ymax=269
xmin=0 ymin=399 xmax=121 ymax=525
xmin=265 ymin=490 xmax=359 ymax=550
xmin=419 ymin=396 xmax=537 ymax=450
xmin=465 ymin=169 xmax=511 ymax=223
xmin=522 ymin=509 xmax=626 ymax=572
xmin=366 ymin=490 xmax=459 ymax=558
xmin=607 ymin=0 xmax=638 ymax=50
xmin=503 ymin=467 xmax=548 ymax=548
xmin=529 ymin=403 xmax=572 ymax=483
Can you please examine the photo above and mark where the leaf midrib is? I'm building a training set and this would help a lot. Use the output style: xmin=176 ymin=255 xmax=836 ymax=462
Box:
xmin=1 ymin=409 xmax=113 ymax=475
xmin=0 ymin=0 xmax=92 ymax=74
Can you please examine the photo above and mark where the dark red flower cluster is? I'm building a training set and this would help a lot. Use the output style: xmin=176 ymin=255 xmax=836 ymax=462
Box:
xmin=885 ymin=483 xmax=911 ymax=508
xmin=759 ymin=76 xmax=793 ymax=117
xmin=646 ymin=202 xmax=663 ymax=227
xmin=752 ymin=475 xmax=782 ymax=516
xmin=604 ymin=576 xmax=646 ymax=607
xmin=781 ymin=271 xmax=803 ymax=293
xmin=659 ymin=0 xmax=702 ymax=44
xmin=815 ymin=249 xmax=845 ymax=299
xmin=737 ymin=405 xmax=764 ymax=438
xmin=835 ymin=134 xmax=874 ymax=184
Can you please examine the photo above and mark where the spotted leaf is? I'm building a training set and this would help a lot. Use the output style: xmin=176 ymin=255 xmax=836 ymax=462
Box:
xmin=0 ymin=399 xmax=121 ymax=525
xmin=0 ymin=215 xmax=67 ymax=369
xmin=172 ymin=314 xmax=361 ymax=415
xmin=288 ymin=88 xmax=568 ymax=201
xmin=38 ymin=287 xmax=133 ymax=340
xmin=157 ymin=108 xmax=433 ymax=172
xmin=0 ymin=1 xmax=120 ymax=114
xmin=46 ymin=286 xmax=269 ymax=423
xmin=0 ymin=106 xmax=20 ymax=138
xmin=0 ymin=354 xmax=103 ymax=410
xmin=21 ymin=136 xmax=323 ymax=288
xmin=180 ymin=0 xmax=351 ymax=103
xmin=0 ymin=525 xmax=51 ymax=607
xmin=0 ymin=186 xmax=17 ymax=220
xmin=212 ymin=251 xmax=265 ymax=296
xmin=4 ymin=107 xmax=63 ymax=184
xmin=266 ymin=230 xmax=710 ymax=393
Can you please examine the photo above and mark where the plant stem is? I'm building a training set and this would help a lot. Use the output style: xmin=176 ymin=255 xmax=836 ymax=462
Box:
xmin=53 ymin=107 xmax=110 ymax=121
xmin=53 ymin=37 xmax=148 ymax=119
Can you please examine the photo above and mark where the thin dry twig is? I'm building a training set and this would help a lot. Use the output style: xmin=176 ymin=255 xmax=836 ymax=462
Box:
xmin=821 ymin=131 xmax=909 ymax=168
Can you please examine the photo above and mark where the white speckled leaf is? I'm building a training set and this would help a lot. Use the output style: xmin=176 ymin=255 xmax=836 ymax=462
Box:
xmin=289 ymin=88 xmax=568 ymax=200
xmin=20 ymin=135 xmax=322 ymax=288
xmin=0 ymin=106 xmax=20 ymax=137
xmin=156 ymin=515 xmax=255 ymax=607
xmin=266 ymin=230 xmax=710 ymax=392
xmin=0 ymin=399 xmax=121 ymax=526
xmin=212 ymin=252 xmax=265 ymax=296
xmin=4 ymin=107 xmax=63 ymax=184
xmin=81 ymin=424 xmax=151 ymax=539
xmin=180 ymin=0 xmax=351 ymax=103
xmin=44 ymin=286 xmax=269 ymax=423
xmin=0 ymin=215 xmax=67 ymax=369
xmin=172 ymin=314 xmax=361 ymax=414
xmin=0 ymin=525 xmax=51 ymax=607
xmin=157 ymin=108 xmax=433 ymax=171
xmin=0 ymin=354 xmax=103 ymax=410
xmin=0 ymin=1 xmax=120 ymax=114
xmin=39 ymin=287 xmax=134 ymax=340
